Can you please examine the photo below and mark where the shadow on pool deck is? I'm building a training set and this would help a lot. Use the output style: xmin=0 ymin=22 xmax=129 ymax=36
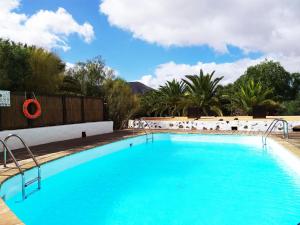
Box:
xmin=0 ymin=130 xmax=140 ymax=168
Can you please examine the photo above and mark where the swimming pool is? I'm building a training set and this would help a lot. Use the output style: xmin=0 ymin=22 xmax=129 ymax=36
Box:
xmin=1 ymin=133 xmax=300 ymax=225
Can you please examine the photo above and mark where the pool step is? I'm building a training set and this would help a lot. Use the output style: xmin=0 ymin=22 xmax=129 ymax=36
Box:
xmin=25 ymin=177 xmax=40 ymax=187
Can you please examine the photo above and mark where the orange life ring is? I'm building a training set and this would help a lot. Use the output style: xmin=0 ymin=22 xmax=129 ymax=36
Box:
xmin=23 ymin=99 xmax=41 ymax=119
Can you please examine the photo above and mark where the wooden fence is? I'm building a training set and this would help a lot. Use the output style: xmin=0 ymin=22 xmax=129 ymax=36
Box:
xmin=0 ymin=93 xmax=104 ymax=130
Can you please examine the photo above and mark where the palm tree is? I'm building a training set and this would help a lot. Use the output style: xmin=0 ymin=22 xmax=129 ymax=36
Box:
xmin=158 ymin=79 xmax=187 ymax=116
xmin=183 ymin=69 xmax=224 ymax=116
xmin=139 ymin=80 xmax=187 ymax=117
xmin=139 ymin=90 xmax=164 ymax=116
xmin=232 ymin=78 xmax=279 ymax=115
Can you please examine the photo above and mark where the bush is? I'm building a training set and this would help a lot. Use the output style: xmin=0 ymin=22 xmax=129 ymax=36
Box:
xmin=104 ymin=78 xmax=140 ymax=129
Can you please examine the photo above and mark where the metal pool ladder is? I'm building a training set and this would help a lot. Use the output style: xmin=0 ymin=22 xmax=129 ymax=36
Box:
xmin=1 ymin=134 xmax=41 ymax=200
xmin=262 ymin=118 xmax=289 ymax=146
xmin=132 ymin=118 xmax=154 ymax=142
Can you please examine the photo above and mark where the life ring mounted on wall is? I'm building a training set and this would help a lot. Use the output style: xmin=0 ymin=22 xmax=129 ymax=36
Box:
xmin=23 ymin=98 xmax=42 ymax=119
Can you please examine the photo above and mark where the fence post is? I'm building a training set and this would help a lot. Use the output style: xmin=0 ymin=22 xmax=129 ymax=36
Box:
xmin=103 ymin=102 xmax=108 ymax=121
xmin=81 ymin=96 xmax=85 ymax=123
xmin=62 ymin=96 xmax=67 ymax=124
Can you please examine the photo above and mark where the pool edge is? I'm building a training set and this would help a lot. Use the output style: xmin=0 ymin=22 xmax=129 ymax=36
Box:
xmin=0 ymin=130 xmax=298 ymax=225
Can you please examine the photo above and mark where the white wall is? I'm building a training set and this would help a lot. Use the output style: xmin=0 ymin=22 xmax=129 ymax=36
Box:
xmin=0 ymin=121 xmax=113 ymax=150
xmin=129 ymin=119 xmax=300 ymax=132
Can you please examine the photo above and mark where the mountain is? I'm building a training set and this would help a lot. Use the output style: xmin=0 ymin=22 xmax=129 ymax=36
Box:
xmin=128 ymin=81 xmax=153 ymax=94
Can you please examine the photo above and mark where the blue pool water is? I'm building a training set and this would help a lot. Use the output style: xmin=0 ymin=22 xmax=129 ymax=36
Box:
xmin=2 ymin=134 xmax=300 ymax=225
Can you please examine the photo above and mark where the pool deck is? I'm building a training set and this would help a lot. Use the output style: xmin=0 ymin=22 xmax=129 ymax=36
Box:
xmin=1 ymin=129 xmax=300 ymax=225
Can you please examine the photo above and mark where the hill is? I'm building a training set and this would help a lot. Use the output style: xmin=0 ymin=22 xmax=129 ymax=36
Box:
xmin=128 ymin=81 xmax=153 ymax=94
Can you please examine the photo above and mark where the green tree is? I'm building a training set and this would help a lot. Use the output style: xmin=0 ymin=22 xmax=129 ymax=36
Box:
xmin=0 ymin=39 xmax=65 ymax=94
xmin=232 ymin=78 xmax=279 ymax=115
xmin=282 ymin=100 xmax=300 ymax=115
xmin=138 ymin=80 xmax=188 ymax=117
xmin=66 ymin=57 xmax=112 ymax=97
xmin=59 ymin=75 xmax=82 ymax=95
xmin=281 ymin=94 xmax=300 ymax=115
xmin=158 ymin=79 xmax=187 ymax=116
xmin=25 ymin=47 xmax=65 ymax=94
xmin=104 ymin=78 xmax=139 ymax=129
xmin=183 ymin=69 xmax=224 ymax=116
xmin=0 ymin=39 xmax=31 ymax=91
xmin=236 ymin=60 xmax=300 ymax=101
xmin=138 ymin=90 xmax=163 ymax=117
xmin=216 ymin=84 xmax=235 ymax=116
xmin=290 ymin=72 xmax=300 ymax=100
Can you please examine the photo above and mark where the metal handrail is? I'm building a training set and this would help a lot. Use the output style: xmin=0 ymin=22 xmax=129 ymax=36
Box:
xmin=4 ymin=134 xmax=40 ymax=168
xmin=1 ymin=140 xmax=23 ymax=174
xmin=132 ymin=118 xmax=154 ymax=142
xmin=3 ymin=134 xmax=41 ymax=199
xmin=262 ymin=119 xmax=289 ymax=146
xmin=1 ymin=139 xmax=26 ymax=200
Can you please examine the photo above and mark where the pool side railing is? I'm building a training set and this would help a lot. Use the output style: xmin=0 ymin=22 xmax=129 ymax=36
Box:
xmin=262 ymin=119 xmax=289 ymax=146
xmin=2 ymin=134 xmax=41 ymax=200
xmin=132 ymin=118 xmax=154 ymax=142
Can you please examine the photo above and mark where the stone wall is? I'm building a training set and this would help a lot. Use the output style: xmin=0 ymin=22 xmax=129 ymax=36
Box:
xmin=128 ymin=119 xmax=300 ymax=132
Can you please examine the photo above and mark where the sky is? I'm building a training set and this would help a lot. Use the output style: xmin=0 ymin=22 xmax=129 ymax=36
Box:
xmin=1 ymin=0 xmax=300 ymax=88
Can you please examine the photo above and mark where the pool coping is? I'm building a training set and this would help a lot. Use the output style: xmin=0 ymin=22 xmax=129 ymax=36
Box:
xmin=0 ymin=130 xmax=299 ymax=225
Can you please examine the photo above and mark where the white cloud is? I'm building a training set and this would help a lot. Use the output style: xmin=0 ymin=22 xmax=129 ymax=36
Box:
xmin=0 ymin=0 xmax=94 ymax=51
xmin=100 ymin=0 xmax=300 ymax=55
xmin=139 ymin=55 xmax=300 ymax=88
xmin=65 ymin=62 xmax=75 ymax=69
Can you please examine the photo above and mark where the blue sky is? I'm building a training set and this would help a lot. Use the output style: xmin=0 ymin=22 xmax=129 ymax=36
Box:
xmin=13 ymin=0 xmax=260 ymax=81
xmin=1 ymin=0 xmax=300 ymax=87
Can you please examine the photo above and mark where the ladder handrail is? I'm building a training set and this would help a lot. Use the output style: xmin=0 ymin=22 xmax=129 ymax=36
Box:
xmin=144 ymin=120 xmax=154 ymax=142
xmin=262 ymin=119 xmax=289 ymax=145
xmin=1 ymin=140 xmax=24 ymax=175
xmin=263 ymin=119 xmax=289 ymax=138
xmin=3 ymin=134 xmax=41 ymax=200
xmin=132 ymin=118 xmax=154 ymax=142
xmin=4 ymin=134 xmax=40 ymax=168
